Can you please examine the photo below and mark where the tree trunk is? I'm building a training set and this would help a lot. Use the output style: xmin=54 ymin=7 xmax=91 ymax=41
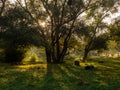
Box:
xmin=82 ymin=49 xmax=89 ymax=62
xmin=53 ymin=58 xmax=61 ymax=64
xmin=53 ymin=35 xmax=61 ymax=63
xmin=60 ymin=44 xmax=68 ymax=63
xmin=51 ymin=42 xmax=68 ymax=64
xmin=45 ymin=40 xmax=68 ymax=64
xmin=47 ymin=26 xmax=70 ymax=64
xmin=45 ymin=48 xmax=52 ymax=63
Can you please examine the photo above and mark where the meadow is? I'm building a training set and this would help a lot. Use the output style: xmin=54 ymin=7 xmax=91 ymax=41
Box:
xmin=0 ymin=56 xmax=120 ymax=90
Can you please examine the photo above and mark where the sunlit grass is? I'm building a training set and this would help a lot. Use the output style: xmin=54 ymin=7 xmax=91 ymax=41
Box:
xmin=22 ymin=53 xmax=44 ymax=64
xmin=0 ymin=55 xmax=120 ymax=90
xmin=22 ymin=47 xmax=46 ymax=64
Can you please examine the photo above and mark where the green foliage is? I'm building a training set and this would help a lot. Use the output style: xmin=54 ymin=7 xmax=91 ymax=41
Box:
xmin=3 ymin=47 xmax=26 ymax=63
xmin=101 ymin=0 xmax=115 ymax=7
xmin=0 ymin=6 xmax=42 ymax=63
xmin=107 ymin=40 xmax=117 ymax=50
xmin=90 ymin=34 xmax=109 ymax=50
xmin=109 ymin=22 xmax=120 ymax=41
xmin=74 ymin=22 xmax=91 ymax=37
xmin=0 ymin=6 xmax=42 ymax=46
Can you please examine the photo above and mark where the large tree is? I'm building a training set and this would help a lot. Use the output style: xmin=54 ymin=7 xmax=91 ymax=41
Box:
xmin=15 ymin=0 xmax=87 ymax=63
xmin=15 ymin=0 xmax=119 ymax=63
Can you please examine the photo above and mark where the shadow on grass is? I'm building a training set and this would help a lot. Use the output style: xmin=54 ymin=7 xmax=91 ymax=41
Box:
xmin=40 ymin=63 xmax=83 ymax=90
xmin=0 ymin=63 xmax=91 ymax=90
xmin=0 ymin=63 xmax=80 ymax=90
xmin=0 ymin=58 xmax=120 ymax=90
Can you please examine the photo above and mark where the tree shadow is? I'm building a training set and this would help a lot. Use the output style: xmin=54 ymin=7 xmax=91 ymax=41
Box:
xmin=0 ymin=60 xmax=120 ymax=90
xmin=40 ymin=63 xmax=86 ymax=89
xmin=40 ymin=63 xmax=90 ymax=90
xmin=39 ymin=63 xmax=62 ymax=90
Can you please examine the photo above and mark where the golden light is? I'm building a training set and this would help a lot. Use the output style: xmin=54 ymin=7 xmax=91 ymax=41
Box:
xmin=10 ymin=0 xmax=16 ymax=3
xmin=40 ymin=22 xmax=46 ymax=27
xmin=9 ymin=0 xmax=25 ymax=6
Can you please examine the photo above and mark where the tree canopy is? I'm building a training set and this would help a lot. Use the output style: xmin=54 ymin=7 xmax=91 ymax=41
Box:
xmin=0 ymin=0 xmax=120 ymax=63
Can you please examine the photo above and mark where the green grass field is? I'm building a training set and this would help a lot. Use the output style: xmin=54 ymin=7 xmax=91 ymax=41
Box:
xmin=0 ymin=57 xmax=120 ymax=90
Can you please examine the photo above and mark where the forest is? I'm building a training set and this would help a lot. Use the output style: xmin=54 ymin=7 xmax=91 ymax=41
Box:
xmin=0 ymin=0 xmax=120 ymax=90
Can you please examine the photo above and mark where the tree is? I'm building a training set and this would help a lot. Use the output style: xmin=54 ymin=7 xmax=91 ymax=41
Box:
xmin=0 ymin=6 xmax=41 ymax=63
xmin=15 ymin=0 xmax=90 ymax=63
xmin=74 ymin=0 xmax=119 ymax=62
xmin=75 ymin=23 xmax=109 ymax=61
xmin=108 ymin=16 xmax=120 ymax=56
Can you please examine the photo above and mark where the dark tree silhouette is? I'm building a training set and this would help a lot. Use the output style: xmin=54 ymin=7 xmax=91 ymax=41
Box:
xmin=0 ymin=6 xmax=41 ymax=63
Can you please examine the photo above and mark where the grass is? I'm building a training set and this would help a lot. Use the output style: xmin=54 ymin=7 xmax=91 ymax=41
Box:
xmin=0 ymin=57 xmax=120 ymax=90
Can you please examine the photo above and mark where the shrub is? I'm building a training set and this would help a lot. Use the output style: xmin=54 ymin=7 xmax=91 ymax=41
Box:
xmin=3 ymin=47 xmax=26 ymax=63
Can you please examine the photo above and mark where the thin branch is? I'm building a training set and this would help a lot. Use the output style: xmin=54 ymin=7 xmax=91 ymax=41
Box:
xmin=60 ymin=0 xmax=67 ymax=24
xmin=0 ymin=0 xmax=6 ymax=16
xmin=16 ymin=0 xmax=48 ymax=46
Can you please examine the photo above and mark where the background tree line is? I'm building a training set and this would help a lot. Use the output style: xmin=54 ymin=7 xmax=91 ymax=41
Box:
xmin=0 ymin=0 xmax=120 ymax=64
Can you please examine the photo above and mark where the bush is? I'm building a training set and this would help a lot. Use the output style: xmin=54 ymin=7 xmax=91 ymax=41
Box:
xmin=3 ymin=47 xmax=26 ymax=63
